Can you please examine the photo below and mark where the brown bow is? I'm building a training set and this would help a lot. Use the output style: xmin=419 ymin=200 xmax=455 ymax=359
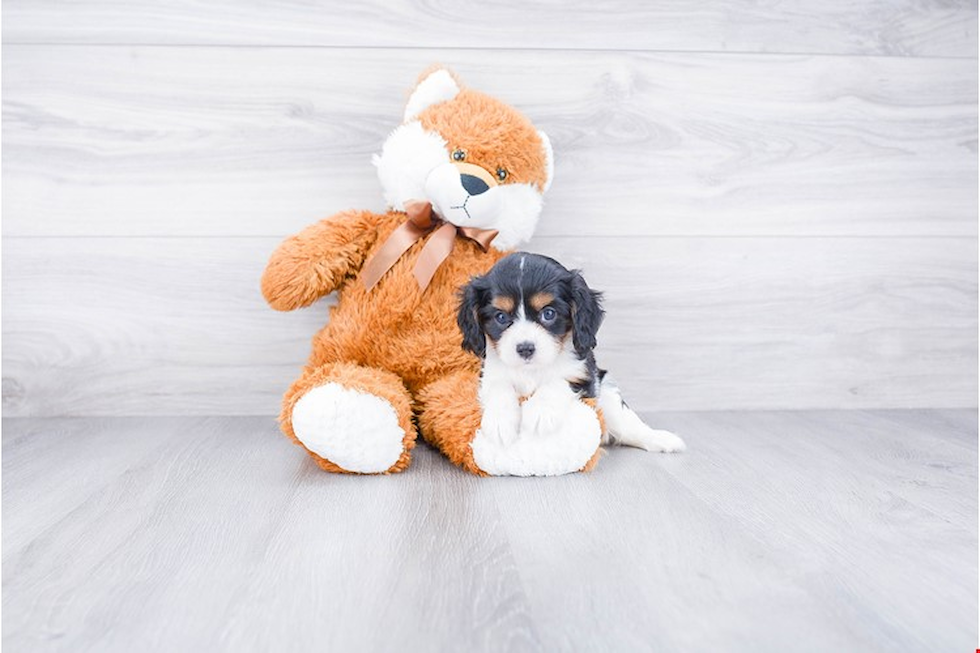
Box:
xmin=361 ymin=200 xmax=498 ymax=291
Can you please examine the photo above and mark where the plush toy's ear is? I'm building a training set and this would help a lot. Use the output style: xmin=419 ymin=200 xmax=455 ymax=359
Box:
xmin=538 ymin=130 xmax=555 ymax=192
xmin=404 ymin=68 xmax=461 ymax=123
xmin=457 ymin=274 xmax=489 ymax=357
xmin=570 ymin=271 xmax=604 ymax=356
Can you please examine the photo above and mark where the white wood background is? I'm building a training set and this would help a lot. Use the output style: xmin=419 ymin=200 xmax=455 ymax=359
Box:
xmin=2 ymin=2 xmax=977 ymax=416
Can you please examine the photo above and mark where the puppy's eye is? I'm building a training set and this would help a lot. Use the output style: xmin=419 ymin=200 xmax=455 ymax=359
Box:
xmin=452 ymin=149 xmax=466 ymax=162
xmin=494 ymin=311 xmax=510 ymax=325
xmin=540 ymin=307 xmax=557 ymax=323
xmin=496 ymin=167 xmax=508 ymax=182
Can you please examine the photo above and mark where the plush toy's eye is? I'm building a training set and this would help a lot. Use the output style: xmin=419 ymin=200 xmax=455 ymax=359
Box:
xmin=496 ymin=167 xmax=508 ymax=182
xmin=494 ymin=311 xmax=509 ymax=325
xmin=452 ymin=149 xmax=466 ymax=162
xmin=540 ymin=307 xmax=557 ymax=323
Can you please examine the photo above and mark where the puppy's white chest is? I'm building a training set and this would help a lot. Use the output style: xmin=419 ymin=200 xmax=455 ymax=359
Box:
xmin=472 ymin=346 xmax=601 ymax=477
xmin=483 ymin=345 xmax=584 ymax=399
xmin=507 ymin=366 xmax=546 ymax=399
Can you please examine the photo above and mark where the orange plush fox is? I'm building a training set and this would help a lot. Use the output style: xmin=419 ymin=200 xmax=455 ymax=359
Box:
xmin=261 ymin=68 xmax=603 ymax=476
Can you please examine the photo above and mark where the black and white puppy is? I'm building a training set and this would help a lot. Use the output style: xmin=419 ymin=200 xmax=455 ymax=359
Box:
xmin=458 ymin=252 xmax=685 ymax=454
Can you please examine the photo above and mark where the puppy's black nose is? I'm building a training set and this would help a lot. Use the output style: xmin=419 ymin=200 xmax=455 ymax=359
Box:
xmin=460 ymin=173 xmax=490 ymax=196
xmin=516 ymin=342 xmax=535 ymax=360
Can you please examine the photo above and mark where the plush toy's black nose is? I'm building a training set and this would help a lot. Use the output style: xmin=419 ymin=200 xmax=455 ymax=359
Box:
xmin=460 ymin=173 xmax=490 ymax=196
xmin=516 ymin=341 xmax=536 ymax=360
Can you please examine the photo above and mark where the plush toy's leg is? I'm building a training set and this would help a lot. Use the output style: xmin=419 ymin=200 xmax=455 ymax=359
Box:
xmin=416 ymin=371 xmax=604 ymax=477
xmin=579 ymin=397 xmax=605 ymax=472
xmin=280 ymin=362 xmax=416 ymax=474
xmin=415 ymin=371 xmax=486 ymax=476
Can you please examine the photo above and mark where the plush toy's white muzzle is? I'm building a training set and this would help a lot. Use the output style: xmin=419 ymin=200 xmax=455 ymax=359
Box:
xmin=373 ymin=115 xmax=551 ymax=251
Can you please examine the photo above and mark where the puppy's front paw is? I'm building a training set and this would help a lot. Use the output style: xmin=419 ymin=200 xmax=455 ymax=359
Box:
xmin=521 ymin=397 xmax=557 ymax=435
xmin=480 ymin=399 xmax=521 ymax=445
xmin=636 ymin=429 xmax=687 ymax=453
xmin=520 ymin=387 xmax=576 ymax=436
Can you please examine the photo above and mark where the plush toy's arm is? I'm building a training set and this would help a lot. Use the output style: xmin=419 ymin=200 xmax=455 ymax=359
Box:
xmin=261 ymin=210 xmax=384 ymax=311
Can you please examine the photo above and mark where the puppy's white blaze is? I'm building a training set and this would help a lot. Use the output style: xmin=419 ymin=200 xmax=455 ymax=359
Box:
xmin=518 ymin=255 xmax=526 ymax=314
xmin=598 ymin=381 xmax=686 ymax=453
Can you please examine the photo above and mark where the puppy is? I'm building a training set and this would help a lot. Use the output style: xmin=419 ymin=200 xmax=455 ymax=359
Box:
xmin=457 ymin=252 xmax=686 ymax=452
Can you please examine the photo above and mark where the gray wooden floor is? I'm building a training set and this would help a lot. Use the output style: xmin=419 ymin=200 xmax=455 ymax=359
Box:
xmin=2 ymin=410 xmax=976 ymax=652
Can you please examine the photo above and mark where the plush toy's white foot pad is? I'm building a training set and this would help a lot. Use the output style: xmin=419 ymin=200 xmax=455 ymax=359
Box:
xmin=291 ymin=383 xmax=405 ymax=473
xmin=471 ymin=400 xmax=601 ymax=477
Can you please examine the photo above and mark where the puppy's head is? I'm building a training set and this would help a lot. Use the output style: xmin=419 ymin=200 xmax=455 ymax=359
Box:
xmin=457 ymin=253 xmax=604 ymax=367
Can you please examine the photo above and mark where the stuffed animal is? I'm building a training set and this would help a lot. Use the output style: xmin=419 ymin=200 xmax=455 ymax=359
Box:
xmin=261 ymin=67 xmax=604 ymax=476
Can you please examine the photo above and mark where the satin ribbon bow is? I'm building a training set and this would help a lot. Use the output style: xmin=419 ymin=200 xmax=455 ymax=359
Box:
xmin=361 ymin=200 xmax=498 ymax=291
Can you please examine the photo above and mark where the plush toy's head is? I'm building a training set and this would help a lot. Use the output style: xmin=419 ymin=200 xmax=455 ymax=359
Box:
xmin=373 ymin=68 xmax=554 ymax=250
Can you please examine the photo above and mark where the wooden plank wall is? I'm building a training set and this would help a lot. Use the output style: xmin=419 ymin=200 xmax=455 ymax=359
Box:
xmin=2 ymin=2 xmax=977 ymax=416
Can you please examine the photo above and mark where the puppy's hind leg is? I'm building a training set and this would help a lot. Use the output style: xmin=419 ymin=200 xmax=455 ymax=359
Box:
xmin=597 ymin=377 xmax=686 ymax=453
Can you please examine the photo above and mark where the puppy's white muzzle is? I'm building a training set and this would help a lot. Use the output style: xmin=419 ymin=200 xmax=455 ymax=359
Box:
xmin=496 ymin=319 xmax=561 ymax=369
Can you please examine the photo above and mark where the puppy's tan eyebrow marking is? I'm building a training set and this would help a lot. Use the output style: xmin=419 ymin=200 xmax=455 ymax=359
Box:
xmin=529 ymin=292 xmax=554 ymax=312
xmin=491 ymin=296 xmax=515 ymax=312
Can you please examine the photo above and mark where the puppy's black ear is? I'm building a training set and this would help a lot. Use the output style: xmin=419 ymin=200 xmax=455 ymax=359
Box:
xmin=457 ymin=274 xmax=490 ymax=357
xmin=570 ymin=271 xmax=604 ymax=355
